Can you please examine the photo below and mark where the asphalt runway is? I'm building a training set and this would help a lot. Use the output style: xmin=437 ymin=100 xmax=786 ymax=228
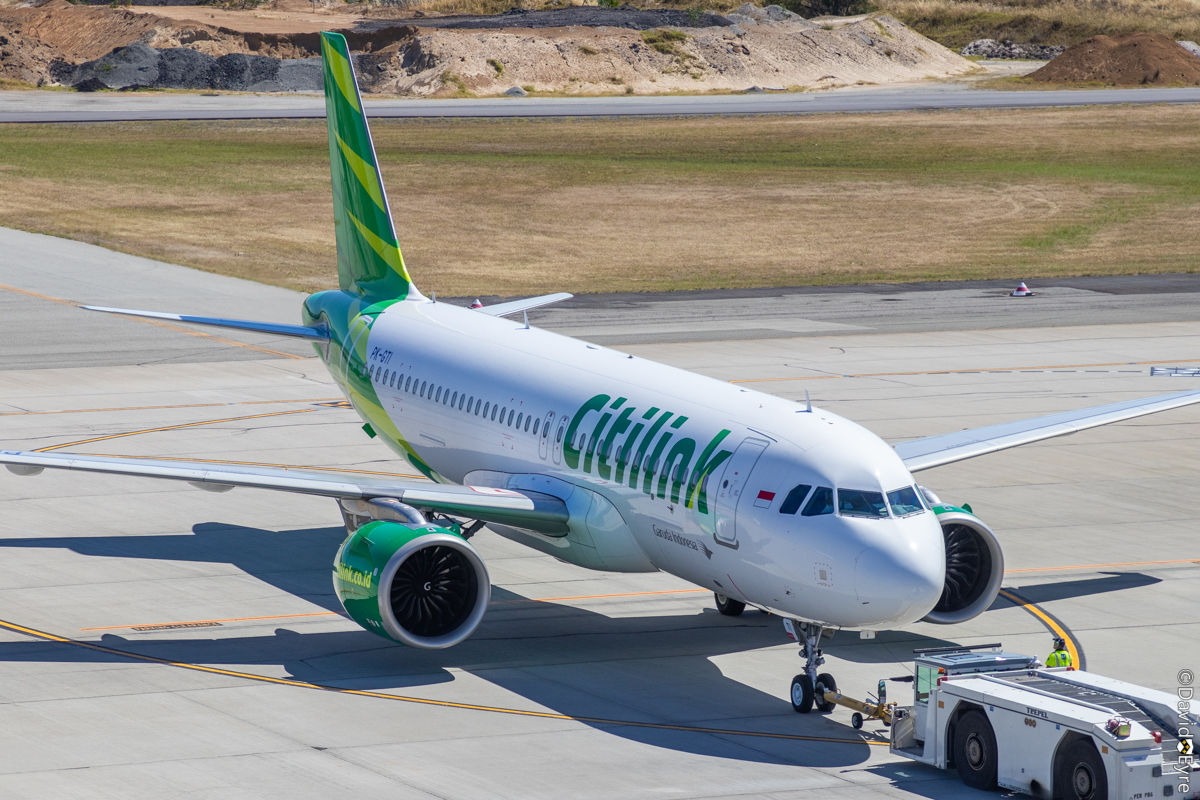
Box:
xmin=1 ymin=230 xmax=1198 ymax=797
xmin=3 ymin=83 xmax=1200 ymax=123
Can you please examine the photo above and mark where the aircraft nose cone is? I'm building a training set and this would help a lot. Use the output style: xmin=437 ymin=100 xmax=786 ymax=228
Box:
xmin=854 ymin=525 xmax=945 ymax=626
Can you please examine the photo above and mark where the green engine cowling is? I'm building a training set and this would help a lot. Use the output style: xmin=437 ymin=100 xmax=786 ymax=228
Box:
xmin=333 ymin=520 xmax=491 ymax=649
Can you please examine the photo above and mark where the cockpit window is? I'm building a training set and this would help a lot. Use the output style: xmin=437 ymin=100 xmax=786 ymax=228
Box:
xmin=887 ymin=486 xmax=925 ymax=517
xmin=801 ymin=486 xmax=835 ymax=517
xmin=779 ymin=484 xmax=812 ymax=515
xmin=838 ymin=489 xmax=890 ymax=519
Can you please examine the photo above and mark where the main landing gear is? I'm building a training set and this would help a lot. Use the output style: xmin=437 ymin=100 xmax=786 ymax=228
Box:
xmin=713 ymin=593 xmax=746 ymax=616
xmin=788 ymin=620 xmax=838 ymax=714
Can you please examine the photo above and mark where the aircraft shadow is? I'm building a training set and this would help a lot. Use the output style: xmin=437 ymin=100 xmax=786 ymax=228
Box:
xmin=1005 ymin=572 xmax=1161 ymax=604
xmin=0 ymin=522 xmax=874 ymax=768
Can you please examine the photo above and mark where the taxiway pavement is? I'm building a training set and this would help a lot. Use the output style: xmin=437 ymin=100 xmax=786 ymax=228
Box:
xmin=1 ymin=230 xmax=1197 ymax=798
xmin=3 ymin=84 xmax=1200 ymax=123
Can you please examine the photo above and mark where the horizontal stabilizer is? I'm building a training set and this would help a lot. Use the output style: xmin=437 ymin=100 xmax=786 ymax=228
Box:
xmin=81 ymin=306 xmax=329 ymax=340
xmin=0 ymin=451 xmax=567 ymax=534
xmin=895 ymin=388 xmax=1200 ymax=472
xmin=476 ymin=293 xmax=573 ymax=318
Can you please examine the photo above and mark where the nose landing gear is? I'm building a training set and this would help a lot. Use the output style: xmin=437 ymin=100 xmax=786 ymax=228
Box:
xmin=786 ymin=619 xmax=838 ymax=714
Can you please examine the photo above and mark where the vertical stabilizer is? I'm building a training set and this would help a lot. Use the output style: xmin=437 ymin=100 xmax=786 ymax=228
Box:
xmin=320 ymin=32 xmax=417 ymax=300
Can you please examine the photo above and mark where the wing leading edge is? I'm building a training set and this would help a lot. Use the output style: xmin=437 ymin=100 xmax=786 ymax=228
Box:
xmin=0 ymin=451 xmax=568 ymax=534
xmin=81 ymin=306 xmax=330 ymax=340
xmin=894 ymin=388 xmax=1200 ymax=472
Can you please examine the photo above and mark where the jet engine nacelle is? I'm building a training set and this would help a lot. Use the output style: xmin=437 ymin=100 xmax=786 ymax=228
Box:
xmin=922 ymin=507 xmax=1005 ymax=625
xmin=333 ymin=520 xmax=491 ymax=648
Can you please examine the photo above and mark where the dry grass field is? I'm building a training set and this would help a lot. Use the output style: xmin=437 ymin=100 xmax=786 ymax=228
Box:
xmin=878 ymin=0 xmax=1200 ymax=49
xmin=0 ymin=105 xmax=1198 ymax=297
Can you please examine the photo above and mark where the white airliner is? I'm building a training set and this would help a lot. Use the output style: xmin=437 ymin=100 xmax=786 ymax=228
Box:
xmin=4 ymin=32 xmax=1199 ymax=714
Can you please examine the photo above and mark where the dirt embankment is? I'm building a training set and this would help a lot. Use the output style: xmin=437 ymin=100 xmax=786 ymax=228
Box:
xmin=2 ymin=0 xmax=975 ymax=93
xmin=379 ymin=14 xmax=973 ymax=96
xmin=1028 ymin=32 xmax=1200 ymax=85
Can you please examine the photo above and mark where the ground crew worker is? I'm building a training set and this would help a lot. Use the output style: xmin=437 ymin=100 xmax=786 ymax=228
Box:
xmin=1046 ymin=637 xmax=1073 ymax=667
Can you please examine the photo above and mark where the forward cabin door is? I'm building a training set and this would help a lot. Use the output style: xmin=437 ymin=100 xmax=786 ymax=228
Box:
xmin=712 ymin=437 xmax=769 ymax=548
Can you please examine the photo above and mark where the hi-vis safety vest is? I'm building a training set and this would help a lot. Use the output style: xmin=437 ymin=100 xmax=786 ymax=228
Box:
xmin=1046 ymin=649 xmax=1073 ymax=667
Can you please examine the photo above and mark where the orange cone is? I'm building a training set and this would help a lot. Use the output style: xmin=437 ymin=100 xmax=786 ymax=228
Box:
xmin=1011 ymin=281 xmax=1033 ymax=297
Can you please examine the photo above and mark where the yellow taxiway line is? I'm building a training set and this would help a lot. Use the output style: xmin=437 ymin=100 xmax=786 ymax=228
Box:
xmin=0 ymin=281 xmax=305 ymax=360
xmin=0 ymin=398 xmax=342 ymax=417
xmin=32 ymin=408 xmax=316 ymax=453
xmin=0 ymin=616 xmax=888 ymax=748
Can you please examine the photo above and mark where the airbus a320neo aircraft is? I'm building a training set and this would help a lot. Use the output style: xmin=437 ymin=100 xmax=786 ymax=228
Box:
xmin=5 ymin=32 xmax=1199 ymax=713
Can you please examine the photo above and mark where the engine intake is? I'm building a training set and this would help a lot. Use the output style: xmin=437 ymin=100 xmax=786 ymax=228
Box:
xmin=334 ymin=520 xmax=491 ymax=648
xmin=922 ymin=508 xmax=1004 ymax=625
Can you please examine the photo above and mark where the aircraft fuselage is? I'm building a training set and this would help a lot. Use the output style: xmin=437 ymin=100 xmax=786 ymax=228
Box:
xmin=304 ymin=290 xmax=946 ymax=630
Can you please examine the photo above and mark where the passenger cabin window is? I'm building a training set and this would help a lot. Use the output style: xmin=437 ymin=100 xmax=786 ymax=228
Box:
xmin=533 ymin=419 xmax=539 ymax=435
xmin=915 ymin=665 xmax=934 ymax=703
xmin=801 ymin=487 xmax=835 ymax=517
xmin=516 ymin=412 xmax=523 ymax=429
xmin=887 ymin=486 xmax=925 ymax=517
xmin=420 ymin=381 xmax=427 ymax=397
xmin=838 ymin=489 xmax=890 ymax=519
xmin=405 ymin=376 xmax=411 ymax=392
xmin=779 ymin=484 xmax=813 ymax=515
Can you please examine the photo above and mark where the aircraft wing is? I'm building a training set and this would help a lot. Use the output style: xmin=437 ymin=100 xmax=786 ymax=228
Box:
xmin=894 ymin=388 xmax=1200 ymax=472
xmin=0 ymin=451 xmax=568 ymax=533
xmin=81 ymin=306 xmax=330 ymax=340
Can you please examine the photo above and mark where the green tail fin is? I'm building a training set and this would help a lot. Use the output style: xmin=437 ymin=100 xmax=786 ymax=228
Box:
xmin=320 ymin=32 xmax=416 ymax=300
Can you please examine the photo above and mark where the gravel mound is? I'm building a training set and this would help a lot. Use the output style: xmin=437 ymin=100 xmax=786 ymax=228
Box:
xmin=1178 ymin=41 xmax=1200 ymax=58
xmin=359 ymin=6 xmax=732 ymax=33
xmin=959 ymin=39 xmax=1064 ymax=60
xmin=1028 ymin=32 xmax=1200 ymax=85
xmin=51 ymin=42 xmax=323 ymax=91
xmin=725 ymin=4 xmax=811 ymax=26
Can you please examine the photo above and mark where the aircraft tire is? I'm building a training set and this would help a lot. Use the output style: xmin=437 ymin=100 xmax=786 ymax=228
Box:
xmin=814 ymin=673 xmax=838 ymax=712
xmin=790 ymin=674 xmax=814 ymax=713
xmin=714 ymin=593 xmax=746 ymax=616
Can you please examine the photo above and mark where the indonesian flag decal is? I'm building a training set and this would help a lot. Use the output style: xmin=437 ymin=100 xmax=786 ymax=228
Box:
xmin=753 ymin=490 xmax=775 ymax=509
